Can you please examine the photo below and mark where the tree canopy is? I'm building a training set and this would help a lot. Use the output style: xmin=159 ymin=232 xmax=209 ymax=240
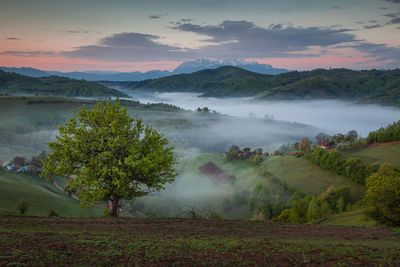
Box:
xmin=41 ymin=101 xmax=177 ymax=217
xmin=364 ymin=163 xmax=400 ymax=226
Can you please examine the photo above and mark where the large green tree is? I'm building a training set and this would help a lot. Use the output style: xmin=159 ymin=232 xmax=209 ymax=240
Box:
xmin=41 ymin=101 xmax=177 ymax=217
xmin=364 ymin=163 xmax=400 ymax=226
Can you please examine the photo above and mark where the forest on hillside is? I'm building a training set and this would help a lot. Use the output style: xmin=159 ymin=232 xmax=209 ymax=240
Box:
xmin=106 ymin=67 xmax=400 ymax=106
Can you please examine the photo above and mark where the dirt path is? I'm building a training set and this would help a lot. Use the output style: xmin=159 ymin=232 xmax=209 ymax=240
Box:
xmin=53 ymin=180 xmax=80 ymax=201
xmin=42 ymin=185 xmax=60 ymax=195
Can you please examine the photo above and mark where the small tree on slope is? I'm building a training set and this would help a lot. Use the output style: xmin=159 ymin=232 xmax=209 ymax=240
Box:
xmin=41 ymin=101 xmax=177 ymax=217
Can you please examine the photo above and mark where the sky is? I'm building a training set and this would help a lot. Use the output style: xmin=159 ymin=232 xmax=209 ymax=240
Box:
xmin=0 ymin=0 xmax=399 ymax=72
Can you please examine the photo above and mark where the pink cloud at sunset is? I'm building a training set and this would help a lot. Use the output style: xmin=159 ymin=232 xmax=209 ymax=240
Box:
xmin=0 ymin=54 xmax=181 ymax=72
xmin=1 ymin=0 xmax=400 ymax=72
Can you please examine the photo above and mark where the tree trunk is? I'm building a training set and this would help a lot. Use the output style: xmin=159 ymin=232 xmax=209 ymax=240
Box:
xmin=111 ymin=197 xmax=119 ymax=217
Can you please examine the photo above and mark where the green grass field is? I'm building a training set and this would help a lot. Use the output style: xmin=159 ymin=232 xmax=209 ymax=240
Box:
xmin=0 ymin=169 xmax=101 ymax=217
xmin=317 ymin=209 xmax=377 ymax=227
xmin=341 ymin=144 xmax=400 ymax=168
xmin=261 ymin=155 xmax=366 ymax=200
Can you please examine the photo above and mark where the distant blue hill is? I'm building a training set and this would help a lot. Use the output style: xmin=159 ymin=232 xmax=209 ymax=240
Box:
xmin=0 ymin=67 xmax=50 ymax=78
xmin=1 ymin=59 xmax=288 ymax=81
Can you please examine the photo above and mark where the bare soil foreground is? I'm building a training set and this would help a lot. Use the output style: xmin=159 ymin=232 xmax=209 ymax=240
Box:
xmin=0 ymin=217 xmax=399 ymax=266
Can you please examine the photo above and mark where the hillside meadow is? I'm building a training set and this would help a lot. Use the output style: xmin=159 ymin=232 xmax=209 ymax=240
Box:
xmin=0 ymin=169 xmax=101 ymax=217
xmin=260 ymin=155 xmax=366 ymax=200
xmin=341 ymin=143 xmax=400 ymax=168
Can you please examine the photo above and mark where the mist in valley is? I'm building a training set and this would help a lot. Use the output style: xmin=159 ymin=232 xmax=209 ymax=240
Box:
xmin=1 ymin=93 xmax=399 ymax=219
xmin=128 ymin=91 xmax=400 ymax=135
xmin=107 ymin=91 xmax=400 ymax=219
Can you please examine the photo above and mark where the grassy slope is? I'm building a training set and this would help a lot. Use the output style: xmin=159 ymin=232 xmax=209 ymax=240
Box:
xmin=261 ymin=155 xmax=373 ymax=226
xmin=0 ymin=170 xmax=102 ymax=217
xmin=341 ymin=144 xmax=400 ymax=168
xmin=316 ymin=144 xmax=400 ymax=227
xmin=261 ymin=155 xmax=365 ymax=200
xmin=318 ymin=209 xmax=377 ymax=227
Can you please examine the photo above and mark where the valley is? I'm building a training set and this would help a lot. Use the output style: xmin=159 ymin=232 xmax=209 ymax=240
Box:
xmin=1 ymin=94 xmax=399 ymax=227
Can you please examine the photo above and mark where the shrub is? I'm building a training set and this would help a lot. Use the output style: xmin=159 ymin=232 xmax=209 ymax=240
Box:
xmin=320 ymin=186 xmax=352 ymax=212
xmin=277 ymin=209 xmax=292 ymax=223
xmin=102 ymin=207 xmax=112 ymax=217
xmin=187 ymin=208 xmax=204 ymax=219
xmin=226 ymin=148 xmax=240 ymax=161
xmin=298 ymin=137 xmax=311 ymax=152
xmin=207 ymin=211 xmax=223 ymax=220
xmin=290 ymin=196 xmax=311 ymax=223
xmin=48 ymin=210 xmax=59 ymax=217
xmin=16 ymin=199 xmax=28 ymax=215
xmin=251 ymin=154 xmax=263 ymax=166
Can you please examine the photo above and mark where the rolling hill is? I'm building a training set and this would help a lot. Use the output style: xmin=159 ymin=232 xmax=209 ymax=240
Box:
xmin=107 ymin=66 xmax=400 ymax=106
xmin=0 ymin=70 xmax=128 ymax=97
xmin=341 ymin=143 xmax=400 ymax=168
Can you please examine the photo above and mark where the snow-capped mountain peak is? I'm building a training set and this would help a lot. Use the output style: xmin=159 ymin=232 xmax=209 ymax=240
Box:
xmin=173 ymin=58 xmax=287 ymax=74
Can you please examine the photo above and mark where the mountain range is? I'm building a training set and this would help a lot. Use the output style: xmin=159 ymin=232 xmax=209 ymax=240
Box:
xmin=0 ymin=59 xmax=288 ymax=82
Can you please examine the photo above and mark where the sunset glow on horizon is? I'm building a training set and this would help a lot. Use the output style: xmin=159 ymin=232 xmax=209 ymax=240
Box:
xmin=1 ymin=0 xmax=399 ymax=72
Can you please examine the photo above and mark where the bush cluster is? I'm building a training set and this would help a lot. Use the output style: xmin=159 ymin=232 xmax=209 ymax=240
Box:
xmin=277 ymin=186 xmax=352 ymax=223
xmin=248 ymin=183 xmax=288 ymax=219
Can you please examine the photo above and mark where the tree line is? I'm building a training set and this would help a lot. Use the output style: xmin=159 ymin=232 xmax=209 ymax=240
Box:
xmin=307 ymin=147 xmax=379 ymax=184
xmin=366 ymin=120 xmax=400 ymax=144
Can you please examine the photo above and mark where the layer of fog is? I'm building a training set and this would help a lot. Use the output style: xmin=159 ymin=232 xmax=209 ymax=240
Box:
xmin=128 ymin=107 xmax=319 ymax=156
xmin=129 ymin=92 xmax=400 ymax=136
xmin=125 ymin=110 xmax=314 ymax=218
